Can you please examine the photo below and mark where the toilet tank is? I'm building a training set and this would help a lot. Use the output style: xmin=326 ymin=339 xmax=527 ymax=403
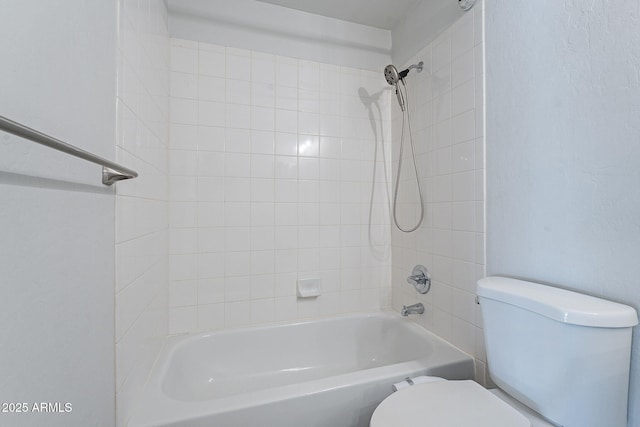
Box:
xmin=477 ymin=277 xmax=638 ymax=427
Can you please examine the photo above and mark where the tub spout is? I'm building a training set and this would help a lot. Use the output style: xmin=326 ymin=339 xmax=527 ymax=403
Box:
xmin=401 ymin=303 xmax=424 ymax=317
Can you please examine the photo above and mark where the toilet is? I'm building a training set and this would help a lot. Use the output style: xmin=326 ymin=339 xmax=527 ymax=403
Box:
xmin=371 ymin=276 xmax=638 ymax=427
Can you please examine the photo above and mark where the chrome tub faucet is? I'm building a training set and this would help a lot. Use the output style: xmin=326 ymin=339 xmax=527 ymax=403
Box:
xmin=401 ymin=303 xmax=424 ymax=317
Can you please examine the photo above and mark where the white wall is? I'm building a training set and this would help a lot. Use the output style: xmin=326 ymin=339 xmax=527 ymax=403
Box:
xmin=391 ymin=0 xmax=466 ymax=66
xmin=390 ymin=3 xmax=486 ymax=381
xmin=166 ymin=0 xmax=391 ymax=71
xmin=115 ymin=0 xmax=170 ymax=425
xmin=167 ymin=38 xmax=393 ymax=334
xmin=486 ymin=1 xmax=640 ymax=425
xmin=0 ymin=1 xmax=116 ymax=426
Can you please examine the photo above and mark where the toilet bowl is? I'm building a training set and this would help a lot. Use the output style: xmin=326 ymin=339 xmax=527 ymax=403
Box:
xmin=370 ymin=378 xmax=554 ymax=427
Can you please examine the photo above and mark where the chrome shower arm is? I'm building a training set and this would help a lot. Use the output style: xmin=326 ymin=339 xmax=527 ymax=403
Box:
xmin=406 ymin=61 xmax=424 ymax=73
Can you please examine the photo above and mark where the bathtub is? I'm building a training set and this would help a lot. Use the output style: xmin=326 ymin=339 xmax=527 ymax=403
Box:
xmin=129 ymin=312 xmax=474 ymax=427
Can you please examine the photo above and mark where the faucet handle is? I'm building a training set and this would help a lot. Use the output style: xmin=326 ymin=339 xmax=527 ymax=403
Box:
xmin=406 ymin=265 xmax=431 ymax=294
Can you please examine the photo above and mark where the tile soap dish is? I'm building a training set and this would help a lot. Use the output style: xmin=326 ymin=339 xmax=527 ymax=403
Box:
xmin=297 ymin=278 xmax=321 ymax=298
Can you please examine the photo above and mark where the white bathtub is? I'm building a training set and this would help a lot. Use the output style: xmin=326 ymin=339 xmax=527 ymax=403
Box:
xmin=129 ymin=312 xmax=474 ymax=427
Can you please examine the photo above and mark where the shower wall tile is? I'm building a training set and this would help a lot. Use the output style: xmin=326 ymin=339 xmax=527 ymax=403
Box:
xmin=115 ymin=1 xmax=170 ymax=425
xmin=390 ymin=3 xmax=485 ymax=382
xmin=168 ymin=39 xmax=393 ymax=334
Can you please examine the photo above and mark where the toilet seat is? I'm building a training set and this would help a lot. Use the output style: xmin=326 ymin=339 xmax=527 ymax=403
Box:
xmin=370 ymin=380 xmax=531 ymax=427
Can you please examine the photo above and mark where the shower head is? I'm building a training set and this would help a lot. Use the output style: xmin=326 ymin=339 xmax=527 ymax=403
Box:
xmin=384 ymin=61 xmax=424 ymax=86
xmin=384 ymin=64 xmax=400 ymax=85
xmin=384 ymin=64 xmax=405 ymax=111
xmin=384 ymin=62 xmax=423 ymax=112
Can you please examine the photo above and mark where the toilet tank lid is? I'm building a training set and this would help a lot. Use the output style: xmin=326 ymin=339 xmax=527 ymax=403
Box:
xmin=477 ymin=277 xmax=638 ymax=328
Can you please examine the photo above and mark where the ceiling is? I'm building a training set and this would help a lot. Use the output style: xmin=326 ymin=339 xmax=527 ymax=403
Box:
xmin=254 ymin=0 xmax=422 ymax=30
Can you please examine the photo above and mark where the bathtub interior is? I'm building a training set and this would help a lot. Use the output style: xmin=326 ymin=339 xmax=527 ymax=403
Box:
xmin=162 ymin=315 xmax=435 ymax=401
xmin=129 ymin=313 xmax=475 ymax=427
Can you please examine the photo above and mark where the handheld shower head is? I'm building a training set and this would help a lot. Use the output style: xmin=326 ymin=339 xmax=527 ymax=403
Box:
xmin=384 ymin=62 xmax=424 ymax=85
xmin=384 ymin=62 xmax=427 ymax=233
xmin=384 ymin=62 xmax=424 ymax=111
xmin=384 ymin=64 xmax=406 ymax=111
xmin=384 ymin=64 xmax=400 ymax=85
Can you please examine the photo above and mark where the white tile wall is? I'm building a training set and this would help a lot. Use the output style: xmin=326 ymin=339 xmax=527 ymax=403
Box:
xmin=115 ymin=1 xmax=169 ymax=425
xmin=168 ymin=39 xmax=393 ymax=334
xmin=390 ymin=4 xmax=487 ymax=383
